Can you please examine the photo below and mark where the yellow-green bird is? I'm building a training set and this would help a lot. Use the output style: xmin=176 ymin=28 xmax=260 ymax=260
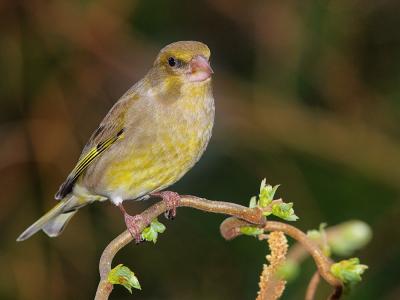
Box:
xmin=17 ymin=41 xmax=214 ymax=242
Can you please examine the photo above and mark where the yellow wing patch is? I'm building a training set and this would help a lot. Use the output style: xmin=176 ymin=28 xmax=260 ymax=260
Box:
xmin=55 ymin=128 xmax=124 ymax=200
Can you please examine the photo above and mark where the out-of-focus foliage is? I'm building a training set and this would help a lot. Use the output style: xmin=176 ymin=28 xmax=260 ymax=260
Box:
xmin=329 ymin=221 xmax=372 ymax=257
xmin=1 ymin=0 xmax=400 ymax=299
xmin=307 ymin=223 xmax=331 ymax=257
xmin=277 ymin=260 xmax=300 ymax=282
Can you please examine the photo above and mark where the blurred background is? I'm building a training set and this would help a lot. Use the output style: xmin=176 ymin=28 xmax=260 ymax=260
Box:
xmin=1 ymin=0 xmax=400 ymax=299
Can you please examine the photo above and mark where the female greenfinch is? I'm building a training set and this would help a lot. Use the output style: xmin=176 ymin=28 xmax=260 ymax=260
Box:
xmin=17 ymin=41 xmax=214 ymax=242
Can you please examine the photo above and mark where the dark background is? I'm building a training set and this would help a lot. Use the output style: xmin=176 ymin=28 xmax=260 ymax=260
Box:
xmin=1 ymin=0 xmax=400 ymax=299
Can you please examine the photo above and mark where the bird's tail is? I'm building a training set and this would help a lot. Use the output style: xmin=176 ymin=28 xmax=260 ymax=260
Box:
xmin=16 ymin=195 xmax=81 ymax=241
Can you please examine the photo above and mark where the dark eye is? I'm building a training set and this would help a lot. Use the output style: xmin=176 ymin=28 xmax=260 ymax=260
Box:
xmin=168 ymin=57 xmax=176 ymax=67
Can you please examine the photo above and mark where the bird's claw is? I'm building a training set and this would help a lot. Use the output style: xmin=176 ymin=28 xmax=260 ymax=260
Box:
xmin=124 ymin=213 xmax=144 ymax=244
xmin=151 ymin=191 xmax=181 ymax=220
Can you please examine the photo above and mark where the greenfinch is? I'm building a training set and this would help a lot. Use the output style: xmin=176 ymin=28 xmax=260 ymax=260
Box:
xmin=17 ymin=41 xmax=214 ymax=242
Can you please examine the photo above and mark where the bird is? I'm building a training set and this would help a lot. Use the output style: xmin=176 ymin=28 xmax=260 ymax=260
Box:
xmin=17 ymin=41 xmax=215 ymax=242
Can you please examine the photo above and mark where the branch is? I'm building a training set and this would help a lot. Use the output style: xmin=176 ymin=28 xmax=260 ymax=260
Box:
xmin=95 ymin=196 xmax=342 ymax=300
xmin=305 ymin=272 xmax=320 ymax=300
xmin=95 ymin=196 xmax=265 ymax=299
xmin=220 ymin=217 xmax=342 ymax=299
xmin=287 ymin=220 xmax=371 ymax=266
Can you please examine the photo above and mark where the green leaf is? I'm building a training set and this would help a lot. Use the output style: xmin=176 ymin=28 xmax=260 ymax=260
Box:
xmin=331 ymin=258 xmax=368 ymax=290
xmin=249 ymin=196 xmax=257 ymax=208
xmin=271 ymin=202 xmax=299 ymax=221
xmin=141 ymin=218 xmax=166 ymax=243
xmin=260 ymin=178 xmax=267 ymax=191
xmin=108 ymin=264 xmax=141 ymax=293
xmin=151 ymin=219 xmax=166 ymax=233
xmin=258 ymin=179 xmax=280 ymax=207
xmin=269 ymin=184 xmax=280 ymax=200
xmin=240 ymin=226 xmax=264 ymax=237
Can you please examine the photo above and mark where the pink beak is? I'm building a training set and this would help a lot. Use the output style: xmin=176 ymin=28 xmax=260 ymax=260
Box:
xmin=188 ymin=55 xmax=214 ymax=82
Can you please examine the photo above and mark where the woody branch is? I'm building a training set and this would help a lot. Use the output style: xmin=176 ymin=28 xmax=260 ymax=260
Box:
xmin=94 ymin=195 xmax=342 ymax=300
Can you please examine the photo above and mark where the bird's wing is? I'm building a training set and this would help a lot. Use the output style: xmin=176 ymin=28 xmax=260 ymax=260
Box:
xmin=55 ymin=99 xmax=130 ymax=200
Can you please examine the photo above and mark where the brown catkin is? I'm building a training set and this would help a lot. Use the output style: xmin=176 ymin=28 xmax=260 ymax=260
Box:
xmin=256 ymin=231 xmax=288 ymax=300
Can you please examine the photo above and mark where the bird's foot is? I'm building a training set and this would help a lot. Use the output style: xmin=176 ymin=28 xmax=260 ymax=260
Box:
xmin=125 ymin=214 xmax=145 ymax=244
xmin=118 ymin=204 xmax=145 ymax=244
xmin=151 ymin=191 xmax=181 ymax=220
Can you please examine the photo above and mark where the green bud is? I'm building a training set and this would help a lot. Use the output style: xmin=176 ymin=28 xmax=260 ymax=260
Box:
xmin=240 ymin=226 xmax=264 ymax=237
xmin=151 ymin=218 xmax=166 ymax=233
xmin=331 ymin=258 xmax=368 ymax=290
xmin=141 ymin=218 xmax=166 ymax=243
xmin=108 ymin=264 xmax=141 ymax=293
xmin=249 ymin=196 xmax=257 ymax=208
xmin=271 ymin=202 xmax=299 ymax=221
xmin=258 ymin=179 xmax=279 ymax=207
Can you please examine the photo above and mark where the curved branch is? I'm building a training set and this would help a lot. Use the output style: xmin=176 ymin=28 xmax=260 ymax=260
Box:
xmin=305 ymin=272 xmax=320 ymax=300
xmin=95 ymin=196 xmax=342 ymax=300
xmin=95 ymin=196 xmax=265 ymax=299
xmin=220 ymin=218 xmax=342 ymax=299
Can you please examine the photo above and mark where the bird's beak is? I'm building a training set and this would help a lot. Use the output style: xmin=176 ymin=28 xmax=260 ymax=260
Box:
xmin=188 ymin=55 xmax=214 ymax=82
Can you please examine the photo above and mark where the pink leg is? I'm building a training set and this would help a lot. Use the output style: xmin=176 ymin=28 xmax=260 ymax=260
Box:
xmin=151 ymin=191 xmax=181 ymax=219
xmin=118 ymin=204 xmax=145 ymax=243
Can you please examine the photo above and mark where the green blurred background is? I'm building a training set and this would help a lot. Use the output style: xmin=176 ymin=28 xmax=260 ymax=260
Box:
xmin=1 ymin=0 xmax=400 ymax=299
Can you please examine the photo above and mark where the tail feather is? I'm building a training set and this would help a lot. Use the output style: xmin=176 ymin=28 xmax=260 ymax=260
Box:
xmin=16 ymin=196 xmax=79 ymax=241
xmin=42 ymin=211 xmax=77 ymax=237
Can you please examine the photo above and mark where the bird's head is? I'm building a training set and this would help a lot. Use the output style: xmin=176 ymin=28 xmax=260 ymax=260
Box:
xmin=153 ymin=41 xmax=213 ymax=83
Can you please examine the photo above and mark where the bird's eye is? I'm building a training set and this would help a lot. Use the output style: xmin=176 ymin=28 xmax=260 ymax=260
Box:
xmin=168 ymin=57 xmax=176 ymax=67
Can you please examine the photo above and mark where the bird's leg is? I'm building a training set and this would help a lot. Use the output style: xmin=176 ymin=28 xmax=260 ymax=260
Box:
xmin=150 ymin=191 xmax=181 ymax=219
xmin=117 ymin=204 xmax=145 ymax=244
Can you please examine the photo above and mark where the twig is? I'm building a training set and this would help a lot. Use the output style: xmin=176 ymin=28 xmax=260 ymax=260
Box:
xmin=95 ymin=196 xmax=265 ymax=299
xmin=220 ymin=218 xmax=343 ymax=300
xmin=95 ymin=196 xmax=342 ymax=300
xmin=305 ymin=272 xmax=320 ymax=300
xmin=287 ymin=220 xmax=370 ymax=266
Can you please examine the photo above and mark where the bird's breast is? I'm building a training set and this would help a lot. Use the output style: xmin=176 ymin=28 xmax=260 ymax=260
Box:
xmin=88 ymin=88 xmax=214 ymax=200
